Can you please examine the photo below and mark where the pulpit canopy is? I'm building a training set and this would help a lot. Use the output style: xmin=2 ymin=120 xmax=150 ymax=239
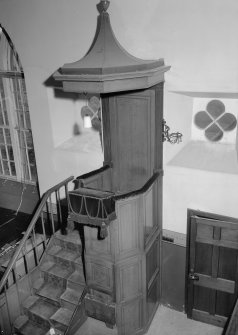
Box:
xmin=53 ymin=0 xmax=170 ymax=93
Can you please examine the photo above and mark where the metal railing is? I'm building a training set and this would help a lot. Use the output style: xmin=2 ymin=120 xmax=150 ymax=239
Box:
xmin=0 ymin=176 xmax=74 ymax=334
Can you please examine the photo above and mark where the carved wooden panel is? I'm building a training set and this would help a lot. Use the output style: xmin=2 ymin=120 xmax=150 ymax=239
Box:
xmin=85 ymin=256 xmax=114 ymax=293
xmin=81 ymin=83 xmax=164 ymax=334
xmin=144 ymin=176 xmax=162 ymax=243
xmin=84 ymin=293 xmax=116 ymax=326
xmin=116 ymin=196 xmax=143 ymax=257
xmin=146 ymin=237 xmax=160 ymax=290
xmin=84 ymin=225 xmax=113 ymax=257
xmin=117 ymin=297 xmax=144 ymax=335
xmin=146 ymin=273 xmax=160 ymax=323
xmin=109 ymin=90 xmax=155 ymax=193
xmin=187 ymin=214 xmax=238 ymax=327
xmin=80 ymin=167 xmax=112 ymax=192
xmin=116 ymin=256 xmax=143 ymax=302
xmin=144 ymin=186 xmax=153 ymax=234
xmin=154 ymin=83 xmax=164 ymax=171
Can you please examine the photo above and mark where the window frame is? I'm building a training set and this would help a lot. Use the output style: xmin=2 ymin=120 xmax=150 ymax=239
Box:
xmin=0 ymin=26 xmax=37 ymax=184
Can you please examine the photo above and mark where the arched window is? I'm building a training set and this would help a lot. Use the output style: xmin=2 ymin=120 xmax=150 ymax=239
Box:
xmin=0 ymin=25 xmax=37 ymax=183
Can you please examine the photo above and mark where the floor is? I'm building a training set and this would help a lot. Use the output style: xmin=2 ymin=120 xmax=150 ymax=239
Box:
xmin=146 ymin=305 xmax=223 ymax=335
xmin=73 ymin=305 xmax=223 ymax=335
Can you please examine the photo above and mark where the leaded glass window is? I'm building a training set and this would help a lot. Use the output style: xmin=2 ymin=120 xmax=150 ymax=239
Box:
xmin=0 ymin=25 xmax=37 ymax=183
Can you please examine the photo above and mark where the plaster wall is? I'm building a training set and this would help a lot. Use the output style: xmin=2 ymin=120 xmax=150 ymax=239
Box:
xmin=0 ymin=0 xmax=238 ymax=234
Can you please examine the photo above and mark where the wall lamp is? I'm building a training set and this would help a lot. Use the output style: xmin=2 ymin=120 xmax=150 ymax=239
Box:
xmin=162 ymin=119 xmax=183 ymax=144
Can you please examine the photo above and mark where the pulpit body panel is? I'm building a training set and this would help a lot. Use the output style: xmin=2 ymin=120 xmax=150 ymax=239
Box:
xmin=77 ymin=83 xmax=164 ymax=333
xmin=65 ymin=86 xmax=164 ymax=335
xmin=102 ymin=84 xmax=164 ymax=193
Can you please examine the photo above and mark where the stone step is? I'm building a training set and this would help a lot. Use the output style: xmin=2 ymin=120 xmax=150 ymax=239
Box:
xmin=47 ymin=244 xmax=62 ymax=256
xmin=14 ymin=316 xmax=48 ymax=335
xmin=54 ymin=230 xmax=82 ymax=253
xmin=40 ymin=261 xmax=73 ymax=287
xmin=47 ymin=245 xmax=83 ymax=271
xmin=73 ymin=317 xmax=118 ymax=335
xmin=37 ymin=282 xmax=65 ymax=306
xmin=50 ymin=307 xmax=74 ymax=333
xmin=60 ymin=286 xmax=84 ymax=311
xmin=40 ymin=260 xmax=55 ymax=272
xmin=23 ymin=295 xmax=58 ymax=329
xmin=14 ymin=315 xmax=29 ymax=332
xmin=14 ymin=315 xmax=64 ymax=335
xmin=33 ymin=277 xmax=45 ymax=293
xmin=22 ymin=295 xmax=39 ymax=310
xmin=68 ymin=269 xmax=86 ymax=287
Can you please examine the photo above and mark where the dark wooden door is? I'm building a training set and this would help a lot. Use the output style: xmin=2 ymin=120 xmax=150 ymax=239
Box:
xmin=186 ymin=211 xmax=238 ymax=328
xmin=107 ymin=89 xmax=156 ymax=193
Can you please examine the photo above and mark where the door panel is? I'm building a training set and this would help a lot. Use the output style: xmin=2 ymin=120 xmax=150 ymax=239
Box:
xmin=109 ymin=90 xmax=155 ymax=193
xmin=187 ymin=213 xmax=238 ymax=328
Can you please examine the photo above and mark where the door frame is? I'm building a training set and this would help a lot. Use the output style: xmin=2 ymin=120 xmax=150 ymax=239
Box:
xmin=185 ymin=209 xmax=238 ymax=318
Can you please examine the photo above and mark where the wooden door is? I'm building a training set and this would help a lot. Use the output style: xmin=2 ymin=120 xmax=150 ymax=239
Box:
xmin=186 ymin=211 xmax=238 ymax=328
xmin=108 ymin=89 xmax=156 ymax=193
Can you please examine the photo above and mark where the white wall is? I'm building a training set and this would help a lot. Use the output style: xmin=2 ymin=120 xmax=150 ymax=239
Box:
xmin=0 ymin=0 xmax=238 ymax=233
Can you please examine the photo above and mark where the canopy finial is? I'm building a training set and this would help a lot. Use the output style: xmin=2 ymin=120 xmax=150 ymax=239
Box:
xmin=97 ymin=0 xmax=110 ymax=14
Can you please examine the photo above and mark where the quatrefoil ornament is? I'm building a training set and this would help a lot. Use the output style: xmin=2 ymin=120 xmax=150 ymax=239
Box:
xmin=194 ymin=99 xmax=237 ymax=142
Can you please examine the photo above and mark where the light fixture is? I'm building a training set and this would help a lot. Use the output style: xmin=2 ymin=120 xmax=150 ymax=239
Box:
xmin=162 ymin=119 xmax=182 ymax=144
xmin=83 ymin=114 xmax=92 ymax=128
xmin=81 ymin=95 xmax=101 ymax=130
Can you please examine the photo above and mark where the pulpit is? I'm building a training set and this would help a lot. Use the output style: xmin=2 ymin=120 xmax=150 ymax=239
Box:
xmin=53 ymin=1 xmax=170 ymax=334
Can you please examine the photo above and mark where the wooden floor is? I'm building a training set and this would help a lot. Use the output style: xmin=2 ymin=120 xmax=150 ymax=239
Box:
xmin=146 ymin=305 xmax=223 ymax=335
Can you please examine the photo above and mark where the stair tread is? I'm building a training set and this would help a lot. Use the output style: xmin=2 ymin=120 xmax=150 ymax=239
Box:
xmin=46 ymin=263 xmax=73 ymax=279
xmin=57 ymin=248 xmax=78 ymax=262
xmin=23 ymin=295 xmax=39 ymax=309
xmin=33 ymin=277 xmax=45 ymax=291
xmin=75 ymin=317 xmax=117 ymax=335
xmin=55 ymin=230 xmax=81 ymax=245
xmin=68 ymin=270 xmax=84 ymax=284
xmin=14 ymin=314 xmax=28 ymax=329
xmin=50 ymin=307 xmax=74 ymax=326
xmin=45 ymin=328 xmax=64 ymax=335
xmin=74 ymin=256 xmax=83 ymax=265
xmin=37 ymin=282 xmax=64 ymax=301
xmin=61 ymin=286 xmax=84 ymax=305
xmin=29 ymin=297 xmax=58 ymax=320
xmin=40 ymin=260 xmax=55 ymax=272
xmin=48 ymin=245 xmax=62 ymax=256
xmin=19 ymin=319 xmax=48 ymax=335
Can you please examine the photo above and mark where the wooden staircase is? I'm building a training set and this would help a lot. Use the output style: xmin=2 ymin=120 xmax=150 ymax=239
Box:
xmin=14 ymin=230 xmax=86 ymax=335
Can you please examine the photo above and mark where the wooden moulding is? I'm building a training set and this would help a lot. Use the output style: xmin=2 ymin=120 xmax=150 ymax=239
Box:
xmin=54 ymin=67 xmax=170 ymax=94
xmin=53 ymin=4 xmax=170 ymax=93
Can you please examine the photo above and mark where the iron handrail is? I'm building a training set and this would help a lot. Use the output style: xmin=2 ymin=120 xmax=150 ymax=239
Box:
xmin=0 ymin=176 xmax=74 ymax=293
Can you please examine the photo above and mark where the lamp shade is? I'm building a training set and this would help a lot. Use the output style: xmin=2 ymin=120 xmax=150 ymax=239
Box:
xmin=83 ymin=115 xmax=92 ymax=128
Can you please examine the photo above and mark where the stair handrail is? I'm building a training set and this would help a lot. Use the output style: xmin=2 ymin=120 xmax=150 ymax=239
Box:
xmin=224 ymin=296 xmax=238 ymax=335
xmin=65 ymin=286 xmax=88 ymax=335
xmin=0 ymin=175 xmax=74 ymax=294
